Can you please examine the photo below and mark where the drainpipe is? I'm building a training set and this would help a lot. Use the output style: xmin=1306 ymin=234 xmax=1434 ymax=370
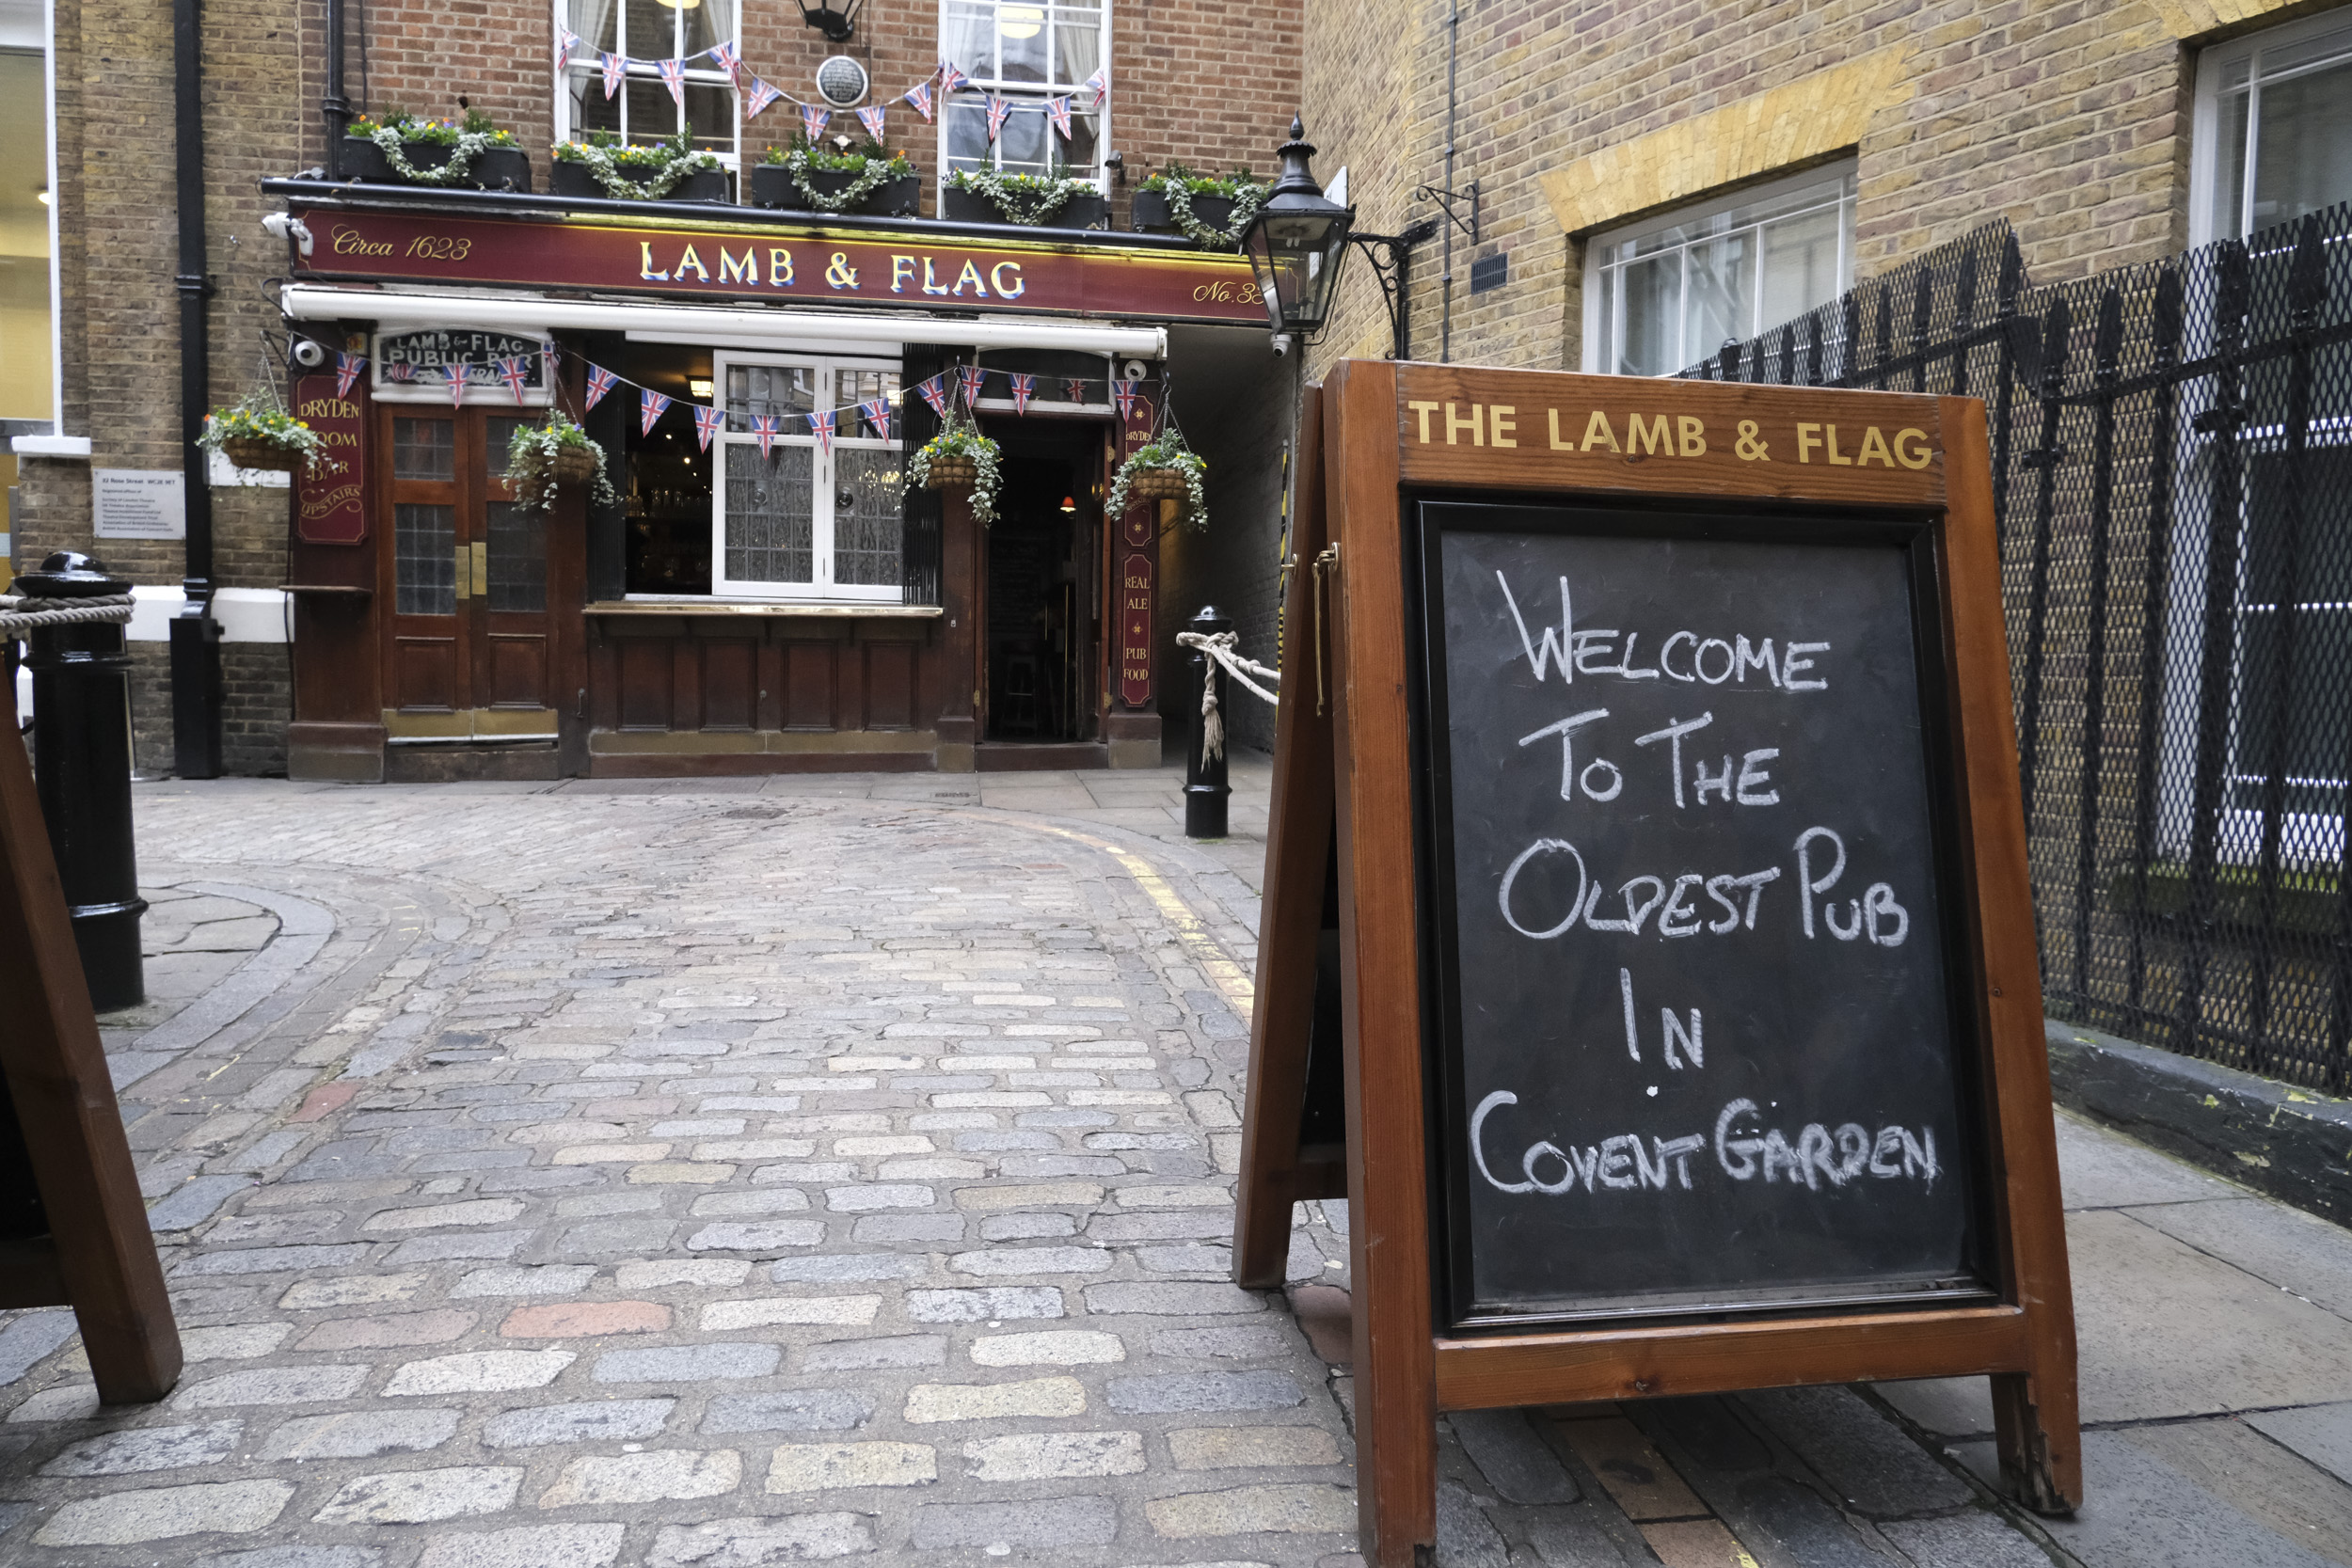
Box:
xmin=1440 ymin=0 xmax=1459 ymax=363
xmin=171 ymin=0 xmax=222 ymax=778
xmin=323 ymin=0 xmax=349 ymax=178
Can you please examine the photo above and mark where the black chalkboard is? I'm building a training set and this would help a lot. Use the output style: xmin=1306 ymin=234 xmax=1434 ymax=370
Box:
xmin=1414 ymin=500 xmax=1996 ymax=1331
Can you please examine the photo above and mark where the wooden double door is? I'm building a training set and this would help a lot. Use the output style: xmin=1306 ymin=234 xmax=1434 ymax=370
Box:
xmin=380 ymin=407 xmax=567 ymax=740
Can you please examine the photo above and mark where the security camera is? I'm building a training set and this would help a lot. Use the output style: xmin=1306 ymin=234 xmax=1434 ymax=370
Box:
xmin=291 ymin=338 xmax=328 ymax=370
xmin=1120 ymin=359 xmax=1150 ymax=383
xmin=1270 ymin=333 xmax=1293 ymax=358
xmin=262 ymin=212 xmax=314 ymax=258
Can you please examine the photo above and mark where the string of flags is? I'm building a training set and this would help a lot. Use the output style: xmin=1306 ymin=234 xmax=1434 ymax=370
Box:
xmin=551 ymin=24 xmax=1106 ymax=145
xmin=341 ymin=340 xmax=1153 ymax=460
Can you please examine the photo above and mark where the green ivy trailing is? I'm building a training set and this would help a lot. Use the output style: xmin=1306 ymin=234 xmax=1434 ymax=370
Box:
xmin=350 ymin=109 xmax=519 ymax=188
xmin=945 ymin=166 xmax=1100 ymax=226
xmin=907 ymin=424 xmax=1004 ymax=527
xmin=1139 ymin=165 xmax=1271 ymax=250
xmin=197 ymin=392 xmax=336 ymax=478
xmin=504 ymin=410 xmax=620 ymax=514
xmin=1105 ymin=432 xmax=1209 ymax=531
xmin=552 ymin=130 xmax=723 ymax=200
xmin=764 ymin=135 xmax=914 ymax=214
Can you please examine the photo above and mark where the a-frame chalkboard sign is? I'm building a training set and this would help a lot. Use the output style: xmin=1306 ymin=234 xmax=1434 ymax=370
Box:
xmin=1234 ymin=362 xmax=2077 ymax=1565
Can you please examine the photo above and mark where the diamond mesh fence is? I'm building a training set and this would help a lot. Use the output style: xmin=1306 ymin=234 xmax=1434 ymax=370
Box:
xmin=1682 ymin=208 xmax=2352 ymax=1089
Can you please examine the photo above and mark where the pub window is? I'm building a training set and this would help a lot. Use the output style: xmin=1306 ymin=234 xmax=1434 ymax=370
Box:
xmin=556 ymin=0 xmax=739 ymax=161
xmin=709 ymin=354 xmax=905 ymax=602
xmin=1582 ymin=166 xmax=1855 ymax=377
xmin=2189 ymin=9 xmax=2352 ymax=245
xmin=938 ymin=0 xmax=1107 ymax=184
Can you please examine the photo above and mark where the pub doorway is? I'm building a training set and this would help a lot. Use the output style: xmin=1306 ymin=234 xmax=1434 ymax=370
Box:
xmin=981 ymin=426 xmax=1102 ymax=751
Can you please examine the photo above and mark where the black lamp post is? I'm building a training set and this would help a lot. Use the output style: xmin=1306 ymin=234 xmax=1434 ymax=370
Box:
xmin=1240 ymin=117 xmax=1438 ymax=358
xmin=797 ymin=0 xmax=859 ymax=40
xmin=1239 ymin=119 xmax=1357 ymax=339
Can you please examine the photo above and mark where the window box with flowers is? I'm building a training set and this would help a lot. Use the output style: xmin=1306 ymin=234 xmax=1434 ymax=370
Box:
xmin=1131 ymin=166 xmax=1267 ymax=249
xmin=941 ymin=166 xmax=1106 ymax=230
xmin=550 ymin=130 xmax=729 ymax=202
xmin=343 ymin=109 xmax=532 ymax=192
xmin=749 ymin=137 xmax=922 ymax=216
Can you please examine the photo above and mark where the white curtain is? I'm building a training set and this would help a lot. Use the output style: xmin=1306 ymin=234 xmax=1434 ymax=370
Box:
xmin=1056 ymin=11 xmax=1098 ymax=94
xmin=568 ymin=0 xmax=615 ymax=55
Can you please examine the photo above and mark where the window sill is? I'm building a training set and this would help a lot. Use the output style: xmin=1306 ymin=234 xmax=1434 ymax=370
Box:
xmin=587 ymin=600 xmax=942 ymax=618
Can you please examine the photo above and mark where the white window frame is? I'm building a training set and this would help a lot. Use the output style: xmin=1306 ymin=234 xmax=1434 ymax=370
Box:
xmin=2188 ymin=8 xmax=2352 ymax=247
xmin=1580 ymin=164 xmax=1856 ymax=376
xmin=704 ymin=352 xmax=904 ymax=604
xmin=935 ymin=0 xmax=1111 ymax=190
xmin=552 ymin=0 xmax=742 ymax=168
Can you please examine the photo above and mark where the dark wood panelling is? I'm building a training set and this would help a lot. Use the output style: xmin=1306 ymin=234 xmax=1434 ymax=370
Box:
xmin=701 ymin=638 xmax=757 ymax=731
xmin=392 ymin=638 xmax=457 ymax=711
xmin=619 ymin=639 xmax=673 ymax=730
xmin=784 ymin=639 xmax=837 ymax=732
xmin=867 ymin=641 xmax=914 ymax=730
xmin=487 ymin=635 xmax=547 ymax=708
xmin=587 ymin=616 xmax=945 ymax=749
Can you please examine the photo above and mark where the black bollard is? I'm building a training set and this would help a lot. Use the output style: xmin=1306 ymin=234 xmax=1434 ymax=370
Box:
xmin=1184 ymin=604 xmax=1232 ymax=840
xmin=20 ymin=551 xmax=146 ymax=1010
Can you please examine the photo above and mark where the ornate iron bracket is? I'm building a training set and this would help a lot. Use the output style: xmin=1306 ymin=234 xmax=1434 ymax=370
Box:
xmin=1413 ymin=180 xmax=1480 ymax=246
xmin=1350 ymin=215 xmax=1441 ymax=360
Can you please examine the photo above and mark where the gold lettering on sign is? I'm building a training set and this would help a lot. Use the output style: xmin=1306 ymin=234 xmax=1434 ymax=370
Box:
xmin=990 ymin=261 xmax=1025 ymax=298
xmin=1488 ymin=404 xmax=1518 ymax=448
xmin=1549 ymin=409 xmax=1574 ymax=451
xmin=952 ymin=259 xmax=987 ymax=296
xmin=639 ymin=242 xmax=669 ymax=282
xmin=1677 ymin=416 xmax=1707 ymax=457
xmin=1582 ymin=411 xmax=1620 ymax=452
xmin=1628 ymin=412 xmax=1672 ymax=457
xmin=922 ymin=258 xmax=950 ymax=296
xmin=401 ymin=234 xmax=472 ymax=261
xmin=891 ymin=255 xmax=917 ymax=293
xmin=1736 ymin=420 xmax=1771 ymax=461
xmin=1445 ymin=403 xmax=1483 ymax=446
xmin=1796 ymin=422 xmax=1822 ymax=463
xmin=719 ymin=246 xmax=758 ymax=286
xmin=770 ymin=248 xmax=794 ymax=286
xmin=1408 ymin=401 xmax=1440 ymax=443
xmin=1895 ymin=428 xmax=1931 ymax=469
xmin=330 ymin=225 xmax=396 ymax=257
xmin=675 ymin=245 xmax=710 ymax=282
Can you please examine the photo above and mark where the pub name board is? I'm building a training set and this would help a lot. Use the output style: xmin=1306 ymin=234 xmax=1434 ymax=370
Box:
xmin=293 ymin=206 xmax=1268 ymax=326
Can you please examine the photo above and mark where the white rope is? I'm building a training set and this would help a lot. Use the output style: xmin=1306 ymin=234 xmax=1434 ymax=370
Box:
xmin=1177 ymin=628 xmax=1280 ymax=768
xmin=0 ymin=594 xmax=136 ymax=640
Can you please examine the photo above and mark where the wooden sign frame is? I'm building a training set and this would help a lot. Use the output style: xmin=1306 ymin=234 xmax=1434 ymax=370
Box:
xmin=1234 ymin=361 xmax=2077 ymax=1565
xmin=0 ymin=696 xmax=182 ymax=1404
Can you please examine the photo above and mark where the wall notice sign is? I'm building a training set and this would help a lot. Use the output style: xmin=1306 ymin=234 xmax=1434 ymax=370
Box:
xmin=92 ymin=470 xmax=186 ymax=540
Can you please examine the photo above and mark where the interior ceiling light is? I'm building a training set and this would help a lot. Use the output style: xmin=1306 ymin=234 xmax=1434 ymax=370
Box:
xmin=1000 ymin=5 xmax=1043 ymax=38
xmin=690 ymin=377 xmax=714 ymax=398
xmin=655 ymin=0 xmax=702 ymax=12
xmin=35 ymin=187 xmax=49 ymax=205
xmin=1059 ymin=495 xmax=1076 ymax=512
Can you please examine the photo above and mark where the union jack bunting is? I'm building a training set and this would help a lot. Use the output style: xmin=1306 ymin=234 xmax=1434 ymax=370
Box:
xmin=1080 ymin=67 xmax=1107 ymax=107
xmin=443 ymin=363 xmax=469 ymax=407
xmin=957 ymin=364 xmax=988 ymax=406
xmin=801 ymin=103 xmax=830 ymax=144
xmin=1065 ymin=378 xmax=1089 ymax=404
xmin=1111 ymin=378 xmax=1139 ymax=419
xmin=385 ymin=361 xmax=415 ymax=382
xmin=752 ymin=414 xmax=781 ymax=459
xmin=334 ymin=353 xmax=366 ymax=399
xmin=1046 ymin=96 xmax=1073 ymax=138
xmin=1008 ymin=372 xmax=1036 ymax=414
xmin=939 ymin=60 xmax=970 ymax=96
xmin=914 ymin=374 xmax=950 ymax=419
xmin=494 ymin=356 xmax=531 ymax=403
xmin=659 ymin=56 xmax=687 ymax=107
xmin=640 ymin=389 xmax=672 ymax=436
xmin=706 ymin=40 xmax=741 ymax=82
xmin=584 ymin=364 xmax=618 ymax=411
xmin=805 ymin=409 xmax=834 ymax=454
xmin=901 ymin=81 xmax=933 ymax=121
xmin=985 ymin=94 xmax=1011 ymax=142
xmin=856 ymin=104 xmax=888 ymax=141
xmin=554 ymin=27 xmax=580 ymax=72
xmin=858 ymin=396 xmax=892 ymax=441
xmin=541 ymin=342 xmax=562 ymax=390
xmin=692 ymin=403 xmax=724 ymax=451
xmin=600 ymin=52 xmax=628 ymax=99
xmin=744 ymin=77 xmax=784 ymax=119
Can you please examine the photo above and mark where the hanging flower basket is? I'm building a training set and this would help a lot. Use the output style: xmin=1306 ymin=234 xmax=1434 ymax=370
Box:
xmin=907 ymin=426 xmax=1003 ymax=526
xmin=1130 ymin=466 xmax=1191 ymax=501
xmin=223 ymin=436 xmax=301 ymax=472
xmin=1106 ymin=435 xmax=1209 ymax=531
xmin=505 ymin=411 xmax=619 ymax=513
xmin=925 ymin=455 xmax=979 ymax=491
xmin=550 ymin=443 xmax=602 ymax=484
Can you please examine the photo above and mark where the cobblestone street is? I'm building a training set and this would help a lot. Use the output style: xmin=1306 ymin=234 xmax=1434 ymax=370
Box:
xmin=4 ymin=766 xmax=2351 ymax=1567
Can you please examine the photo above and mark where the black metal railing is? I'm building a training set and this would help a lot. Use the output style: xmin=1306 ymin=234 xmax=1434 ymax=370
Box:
xmin=1682 ymin=206 xmax=2352 ymax=1090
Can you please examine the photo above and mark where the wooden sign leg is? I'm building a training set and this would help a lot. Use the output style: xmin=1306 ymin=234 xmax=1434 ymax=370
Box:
xmin=1327 ymin=360 xmax=1438 ymax=1568
xmin=0 ymin=723 xmax=182 ymax=1403
xmin=1236 ymin=384 xmax=1339 ymax=1290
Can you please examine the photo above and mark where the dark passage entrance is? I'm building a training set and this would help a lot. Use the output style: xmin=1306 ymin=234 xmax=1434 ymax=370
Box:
xmin=984 ymin=434 xmax=1099 ymax=745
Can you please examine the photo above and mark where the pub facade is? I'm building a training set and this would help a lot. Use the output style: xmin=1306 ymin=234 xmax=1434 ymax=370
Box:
xmin=15 ymin=0 xmax=1302 ymax=780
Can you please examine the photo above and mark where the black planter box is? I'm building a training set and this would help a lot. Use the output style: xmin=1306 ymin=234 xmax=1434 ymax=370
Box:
xmin=339 ymin=136 xmax=531 ymax=193
xmin=942 ymin=186 xmax=1107 ymax=230
xmin=747 ymin=166 xmax=920 ymax=216
xmin=1132 ymin=189 xmax=1236 ymax=241
xmin=551 ymin=161 xmax=730 ymax=203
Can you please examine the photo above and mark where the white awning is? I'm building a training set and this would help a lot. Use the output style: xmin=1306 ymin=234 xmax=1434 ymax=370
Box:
xmin=278 ymin=283 xmax=1168 ymax=357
